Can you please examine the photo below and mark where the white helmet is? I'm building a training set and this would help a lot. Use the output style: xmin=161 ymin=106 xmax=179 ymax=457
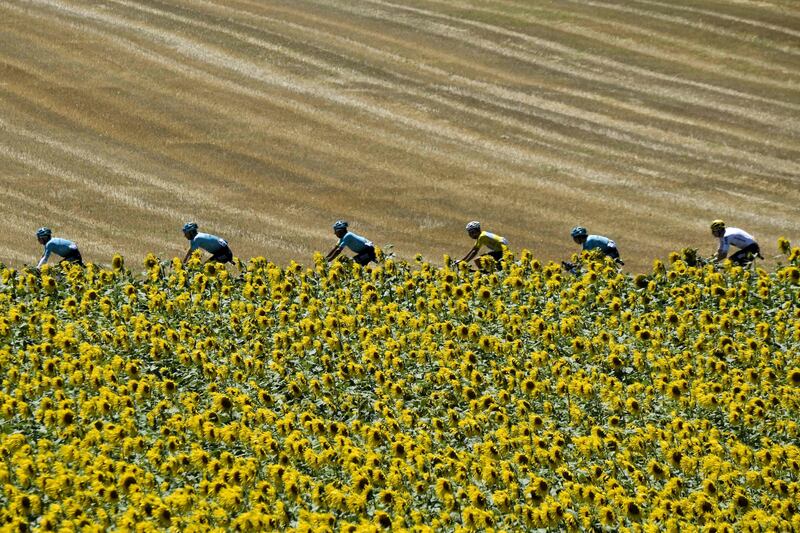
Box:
xmin=466 ymin=221 xmax=481 ymax=232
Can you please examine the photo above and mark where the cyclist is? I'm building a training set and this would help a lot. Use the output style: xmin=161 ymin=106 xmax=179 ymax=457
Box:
xmin=182 ymin=222 xmax=234 ymax=264
xmin=570 ymin=226 xmax=623 ymax=265
xmin=325 ymin=220 xmax=377 ymax=265
xmin=36 ymin=227 xmax=84 ymax=268
xmin=710 ymin=220 xmax=762 ymax=265
xmin=456 ymin=221 xmax=508 ymax=269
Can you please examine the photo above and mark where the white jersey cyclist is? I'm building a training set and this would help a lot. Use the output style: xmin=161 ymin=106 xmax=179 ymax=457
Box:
xmin=718 ymin=227 xmax=756 ymax=256
xmin=710 ymin=220 xmax=762 ymax=266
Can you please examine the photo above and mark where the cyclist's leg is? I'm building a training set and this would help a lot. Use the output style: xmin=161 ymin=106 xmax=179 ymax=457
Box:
xmin=208 ymin=246 xmax=234 ymax=263
xmin=729 ymin=248 xmax=749 ymax=265
xmin=606 ymin=246 xmax=623 ymax=265
xmin=60 ymin=250 xmax=84 ymax=267
xmin=475 ymin=250 xmax=503 ymax=270
xmin=353 ymin=246 xmax=376 ymax=265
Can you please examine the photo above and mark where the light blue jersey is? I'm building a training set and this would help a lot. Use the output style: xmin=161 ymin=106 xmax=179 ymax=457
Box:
xmin=337 ymin=231 xmax=373 ymax=253
xmin=38 ymin=238 xmax=79 ymax=267
xmin=190 ymin=233 xmax=228 ymax=254
xmin=583 ymin=235 xmax=615 ymax=253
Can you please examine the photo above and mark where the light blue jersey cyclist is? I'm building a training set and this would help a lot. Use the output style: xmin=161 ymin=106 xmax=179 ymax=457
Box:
xmin=570 ymin=226 xmax=623 ymax=264
xmin=182 ymin=222 xmax=234 ymax=264
xmin=325 ymin=220 xmax=377 ymax=266
xmin=36 ymin=228 xmax=83 ymax=268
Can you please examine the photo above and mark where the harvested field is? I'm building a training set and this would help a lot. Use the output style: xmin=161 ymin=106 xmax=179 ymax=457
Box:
xmin=1 ymin=0 xmax=799 ymax=270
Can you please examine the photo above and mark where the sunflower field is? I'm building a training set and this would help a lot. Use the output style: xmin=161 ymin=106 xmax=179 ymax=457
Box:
xmin=0 ymin=245 xmax=799 ymax=532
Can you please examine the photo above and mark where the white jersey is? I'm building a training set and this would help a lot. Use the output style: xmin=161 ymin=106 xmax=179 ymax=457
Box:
xmin=719 ymin=227 xmax=756 ymax=254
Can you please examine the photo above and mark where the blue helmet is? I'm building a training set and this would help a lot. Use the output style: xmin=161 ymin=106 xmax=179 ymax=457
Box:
xmin=571 ymin=226 xmax=588 ymax=238
xmin=333 ymin=220 xmax=348 ymax=231
xmin=183 ymin=222 xmax=198 ymax=233
xmin=465 ymin=221 xmax=481 ymax=232
xmin=36 ymin=227 xmax=52 ymax=238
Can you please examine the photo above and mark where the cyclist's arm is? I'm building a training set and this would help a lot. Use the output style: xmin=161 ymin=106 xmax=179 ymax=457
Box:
xmin=37 ymin=247 xmax=50 ymax=268
xmin=325 ymin=245 xmax=344 ymax=262
xmin=457 ymin=244 xmax=480 ymax=264
xmin=715 ymin=240 xmax=728 ymax=262
xmin=183 ymin=237 xmax=204 ymax=264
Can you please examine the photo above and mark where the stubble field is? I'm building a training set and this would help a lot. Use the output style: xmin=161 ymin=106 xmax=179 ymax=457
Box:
xmin=1 ymin=0 xmax=799 ymax=271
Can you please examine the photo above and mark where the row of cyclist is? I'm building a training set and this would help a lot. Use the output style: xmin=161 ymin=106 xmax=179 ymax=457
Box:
xmin=33 ymin=219 xmax=762 ymax=271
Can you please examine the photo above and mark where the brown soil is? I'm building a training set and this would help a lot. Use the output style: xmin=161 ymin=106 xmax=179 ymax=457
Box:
xmin=1 ymin=0 xmax=799 ymax=271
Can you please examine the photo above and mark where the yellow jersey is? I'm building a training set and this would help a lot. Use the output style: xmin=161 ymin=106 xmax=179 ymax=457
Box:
xmin=475 ymin=231 xmax=508 ymax=252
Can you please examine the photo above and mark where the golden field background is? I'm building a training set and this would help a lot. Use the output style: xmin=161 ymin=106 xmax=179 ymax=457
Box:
xmin=0 ymin=0 xmax=799 ymax=271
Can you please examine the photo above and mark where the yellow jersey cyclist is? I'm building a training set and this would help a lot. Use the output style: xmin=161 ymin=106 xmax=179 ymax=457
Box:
xmin=36 ymin=227 xmax=84 ymax=268
xmin=182 ymin=222 xmax=234 ymax=264
xmin=456 ymin=221 xmax=509 ymax=269
xmin=710 ymin=220 xmax=762 ymax=265
xmin=570 ymin=226 xmax=624 ymax=265
xmin=325 ymin=220 xmax=377 ymax=266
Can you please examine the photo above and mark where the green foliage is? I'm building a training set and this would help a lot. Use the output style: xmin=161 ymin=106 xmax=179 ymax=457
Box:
xmin=0 ymin=247 xmax=798 ymax=531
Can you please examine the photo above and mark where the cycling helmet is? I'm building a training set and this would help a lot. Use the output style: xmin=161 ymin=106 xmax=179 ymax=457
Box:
xmin=710 ymin=220 xmax=725 ymax=232
xmin=465 ymin=221 xmax=481 ymax=232
xmin=570 ymin=226 xmax=588 ymax=238
xmin=36 ymin=227 xmax=52 ymax=238
xmin=183 ymin=222 xmax=198 ymax=233
xmin=333 ymin=220 xmax=348 ymax=231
